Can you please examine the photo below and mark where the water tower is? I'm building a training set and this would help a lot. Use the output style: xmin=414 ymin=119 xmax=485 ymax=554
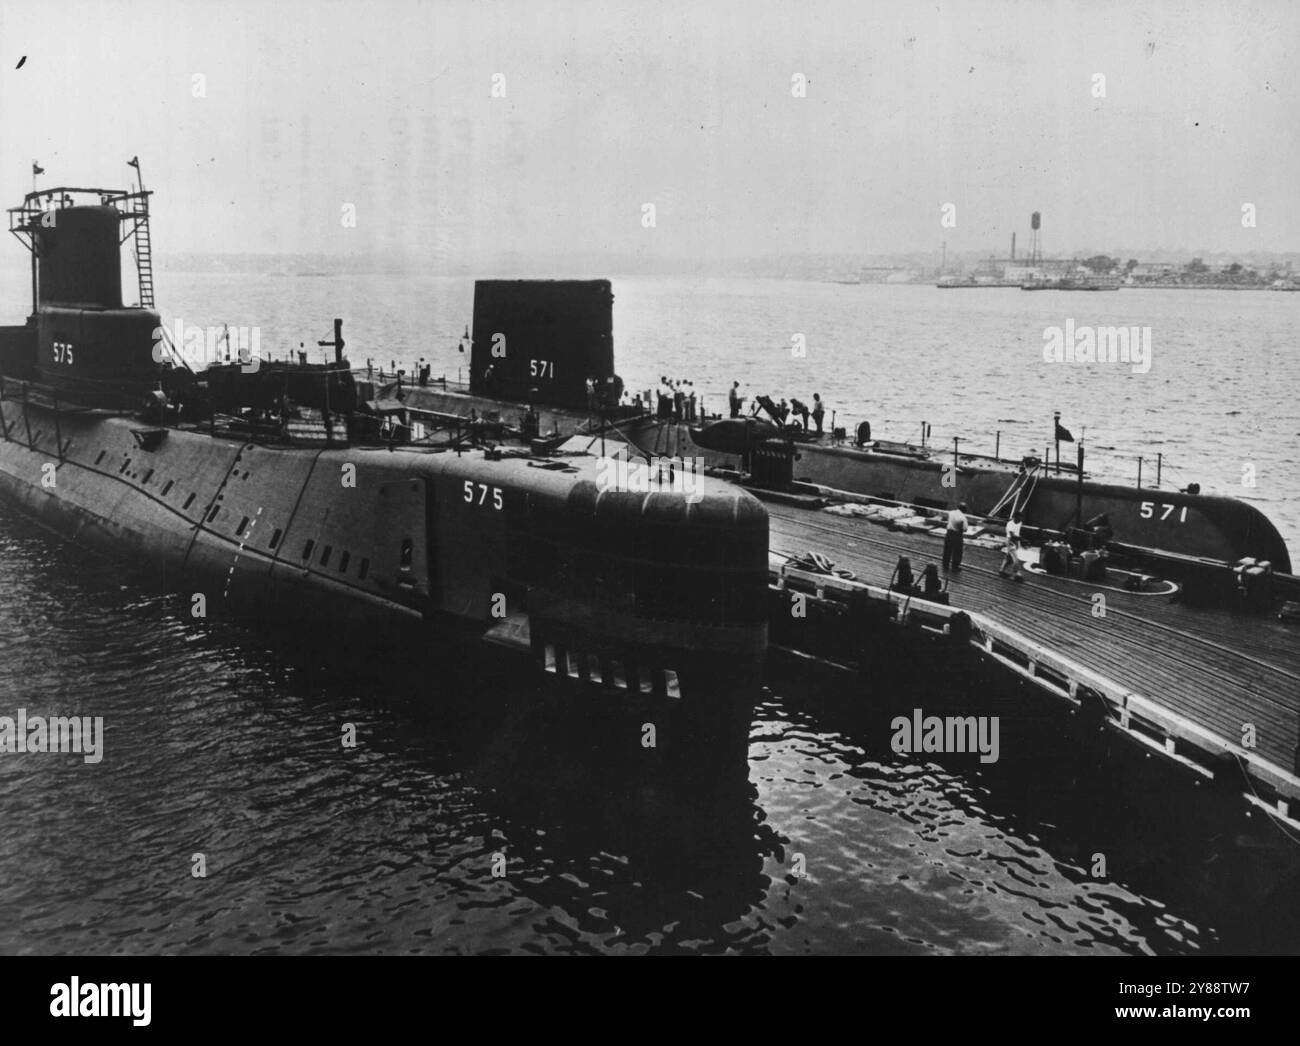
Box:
xmin=1029 ymin=211 xmax=1042 ymax=267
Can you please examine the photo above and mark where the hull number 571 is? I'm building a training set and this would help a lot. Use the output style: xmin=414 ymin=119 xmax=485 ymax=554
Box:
xmin=1140 ymin=501 xmax=1188 ymax=522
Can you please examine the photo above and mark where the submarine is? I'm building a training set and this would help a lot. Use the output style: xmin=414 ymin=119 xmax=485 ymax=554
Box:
xmin=637 ymin=403 xmax=1292 ymax=577
xmin=0 ymin=171 xmax=769 ymax=765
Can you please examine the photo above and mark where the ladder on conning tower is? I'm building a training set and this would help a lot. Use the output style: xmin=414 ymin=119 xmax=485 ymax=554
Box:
xmin=129 ymin=193 xmax=155 ymax=308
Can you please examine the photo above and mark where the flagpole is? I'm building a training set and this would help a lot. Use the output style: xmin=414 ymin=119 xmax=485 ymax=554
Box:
xmin=1053 ymin=410 xmax=1061 ymax=474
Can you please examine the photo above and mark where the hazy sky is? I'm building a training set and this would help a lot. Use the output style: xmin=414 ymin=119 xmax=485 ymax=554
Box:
xmin=1 ymin=0 xmax=1296 ymax=264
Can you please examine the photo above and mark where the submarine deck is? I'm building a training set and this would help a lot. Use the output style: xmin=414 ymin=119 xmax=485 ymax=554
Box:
xmin=764 ymin=498 xmax=1300 ymax=810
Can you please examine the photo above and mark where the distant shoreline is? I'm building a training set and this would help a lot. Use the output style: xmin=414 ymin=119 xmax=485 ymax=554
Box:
xmin=1122 ymin=283 xmax=1300 ymax=291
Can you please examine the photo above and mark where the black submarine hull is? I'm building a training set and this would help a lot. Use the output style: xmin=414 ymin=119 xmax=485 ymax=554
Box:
xmin=0 ymin=401 xmax=768 ymax=768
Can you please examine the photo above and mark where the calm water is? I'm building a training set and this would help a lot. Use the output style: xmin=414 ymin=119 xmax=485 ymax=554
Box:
xmin=1 ymin=272 xmax=1298 ymax=954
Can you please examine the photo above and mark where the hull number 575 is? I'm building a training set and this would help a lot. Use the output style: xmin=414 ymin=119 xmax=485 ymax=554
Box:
xmin=464 ymin=481 xmax=504 ymax=510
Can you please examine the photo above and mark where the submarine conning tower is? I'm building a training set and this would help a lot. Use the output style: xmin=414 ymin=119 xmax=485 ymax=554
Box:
xmin=470 ymin=279 xmax=618 ymax=410
xmin=3 ymin=183 xmax=164 ymax=409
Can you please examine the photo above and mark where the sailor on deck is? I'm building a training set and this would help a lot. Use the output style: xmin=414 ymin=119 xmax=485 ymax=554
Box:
xmin=942 ymin=502 xmax=968 ymax=573
xmin=998 ymin=512 xmax=1024 ymax=581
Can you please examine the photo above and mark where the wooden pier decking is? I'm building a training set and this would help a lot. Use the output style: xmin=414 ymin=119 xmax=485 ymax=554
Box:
xmin=763 ymin=498 xmax=1300 ymax=823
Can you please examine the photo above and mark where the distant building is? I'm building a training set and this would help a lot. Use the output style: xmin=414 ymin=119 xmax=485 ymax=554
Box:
xmin=1128 ymin=262 xmax=1180 ymax=283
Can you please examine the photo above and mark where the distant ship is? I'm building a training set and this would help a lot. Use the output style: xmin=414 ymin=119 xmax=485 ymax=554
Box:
xmin=0 ymin=169 xmax=769 ymax=764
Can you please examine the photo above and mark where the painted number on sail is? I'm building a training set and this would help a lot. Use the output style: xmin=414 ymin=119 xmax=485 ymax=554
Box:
xmin=463 ymin=480 xmax=504 ymax=510
xmin=1140 ymin=501 xmax=1188 ymax=523
xmin=529 ymin=359 xmax=554 ymax=378
xmin=52 ymin=341 xmax=74 ymax=364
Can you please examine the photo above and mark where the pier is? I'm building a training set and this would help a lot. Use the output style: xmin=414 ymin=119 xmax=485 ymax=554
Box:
xmin=762 ymin=496 xmax=1300 ymax=828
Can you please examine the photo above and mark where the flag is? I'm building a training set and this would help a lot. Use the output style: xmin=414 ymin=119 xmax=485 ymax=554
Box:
xmin=32 ymin=162 xmax=43 ymax=176
xmin=1055 ymin=420 xmax=1074 ymax=442
xmin=127 ymin=156 xmax=139 ymax=169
